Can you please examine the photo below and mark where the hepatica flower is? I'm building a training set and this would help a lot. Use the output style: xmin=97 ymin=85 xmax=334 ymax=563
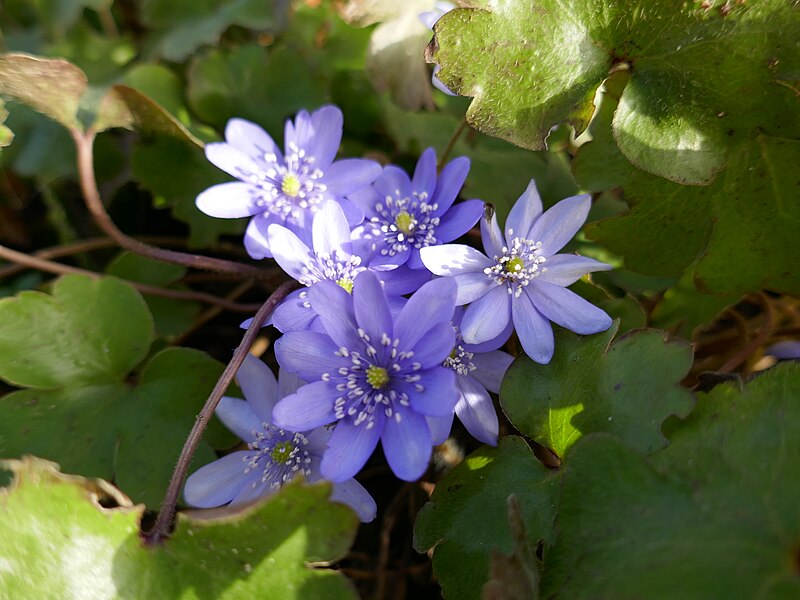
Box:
xmin=268 ymin=201 xmax=429 ymax=332
xmin=351 ymin=147 xmax=483 ymax=269
xmin=196 ymin=105 xmax=381 ymax=259
xmin=421 ymin=180 xmax=613 ymax=364
xmin=272 ymin=272 xmax=459 ymax=482
xmin=184 ymin=354 xmax=376 ymax=522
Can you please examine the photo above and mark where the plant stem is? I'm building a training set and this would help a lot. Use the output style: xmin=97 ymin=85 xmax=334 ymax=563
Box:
xmin=438 ymin=119 xmax=468 ymax=170
xmin=143 ymin=280 xmax=297 ymax=546
xmin=70 ymin=128 xmax=271 ymax=282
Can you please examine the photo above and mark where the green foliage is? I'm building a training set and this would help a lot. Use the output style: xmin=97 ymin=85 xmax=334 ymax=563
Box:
xmin=0 ymin=275 xmax=224 ymax=506
xmin=414 ymin=437 xmax=558 ymax=600
xmin=500 ymin=323 xmax=694 ymax=459
xmin=541 ymin=363 xmax=800 ymax=599
xmin=0 ymin=457 xmax=359 ymax=599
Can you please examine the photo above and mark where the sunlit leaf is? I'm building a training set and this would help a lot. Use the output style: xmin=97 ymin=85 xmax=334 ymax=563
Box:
xmin=0 ymin=457 xmax=359 ymax=599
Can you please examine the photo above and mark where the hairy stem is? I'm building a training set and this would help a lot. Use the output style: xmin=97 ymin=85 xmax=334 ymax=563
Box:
xmin=144 ymin=280 xmax=297 ymax=546
xmin=70 ymin=128 xmax=271 ymax=282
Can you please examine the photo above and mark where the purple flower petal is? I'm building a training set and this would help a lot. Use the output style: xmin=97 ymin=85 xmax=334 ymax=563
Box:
xmin=481 ymin=211 xmax=504 ymax=259
xmin=306 ymin=105 xmax=343 ymax=167
xmin=330 ymin=479 xmax=378 ymax=523
xmin=505 ymin=179 xmax=543 ymax=240
xmin=335 ymin=197 xmax=366 ymax=228
xmin=312 ymin=201 xmax=352 ymax=257
xmin=411 ymin=148 xmax=437 ymax=198
xmin=381 ymin=404 xmax=432 ymax=481
xmin=374 ymin=165 xmax=410 ymax=200
xmin=469 ymin=350 xmax=514 ymax=394
xmin=454 ymin=376 xmax=499 ymax=445
xmin=434 ymin=199 xmax=483 ymax=243
xmin=267 ymin=224 xmax=315 ymax=282
xmin=452 ymin=272 xmax=496 ymax=305
xmin=214 ymin=396 xmax=259 ymax=443
xmin=408 ymin=322 xmax=456 ymax=369
xmin=224 ymin=118 xmax=282 ymax=162
xmin=380 ymin=265 xmax=431 ymax=296
xmin=431 ymin=65 xmax=458 ymax=96
xmin=394 ymin=278 xmax=456 ymax=349
xmin=353 ymin=271 xmax=392 ymax=345
xmin=767 ymin=341 xmax=800 ymax=360
xmin=271 ymin=380 xmax=338 ymax=431
xmin=530 ymin=281 xmax=612 ymax=335
xmin=196 ymin=182 xmax=264 ymax=218
xmin=324 ymin=159 xmax=382 ymax=197
xmin=183 ymin=451 xmax=251 ymax=507
xmin=308 ymin=281 xmax=362 ymax=350
xmin=426 ymin=413 xmax=454 ymax=445
xmin=462 ymin=318 xmax=513 ymax=353
xmin=347 ymin=185 xmax=382 ymax=218
xmin=235 ymin=353 xmax=279 ymax=424
xmin=278 ymin=368 xmax=304 ymax=399
xmin=537 ymin=254 xmax=613 ymax=286
xmin=274 ymin=330 xmax=346 ymax=381
xmin=513 ymin=289 xmax=554 ymax=364
xmin=229 ymin=476 xmax=271 ymax=506
xmin=271 ymin=290 xmax=316 ymax=333
xmin=420 ymin=244 xmax=492 ymax=276
xmin=204 ymin=143 xmax=263 ymax=180
xmin=461 ymin=285 xmax=511 ymax=345
xmin=321 ymin=414 xmax=384 ymax=482
xmin=527 ymin=194 xmax=591 ymax=256
xmin=432 ymin=156 xmax=470 ymax=213
xmin=405 ymin=367 xmax=459 ymax=417
xmin=244 ymin=213 xmax=274 ymax=259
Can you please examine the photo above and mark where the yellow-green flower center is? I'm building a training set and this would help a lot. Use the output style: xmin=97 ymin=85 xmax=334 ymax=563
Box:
xmin=504 ymin=257 xmax=525 ymax=274
xmin=270 ymin=441 xmax=294 ymax=464
xmin=449 ymin=347 xmax=458 ymax=360
xmin=394 ymin=211 xmax=415 ymax=235
xmin=336 ymin=277 xmax=354 ymax=294
xmin=366 ymin=365 xmax=390 ymax=389
xmin=281 ymin=174 xmax=301 ymax=197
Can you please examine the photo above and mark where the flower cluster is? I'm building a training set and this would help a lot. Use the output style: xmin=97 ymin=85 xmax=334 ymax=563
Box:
xmin=188 ymin=104 xmax=613 ymax=515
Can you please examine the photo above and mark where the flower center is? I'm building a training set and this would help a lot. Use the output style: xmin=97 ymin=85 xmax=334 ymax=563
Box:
xmin=394 ymin=211 xmax=416 ymax=235
xmin=484 ymin=234 xmax=547 ymax=298
xmin=281 ymin=174 xmax=301 ymax=197
xmin=336 ymin=277 xmax=354 ymax=293
xmin=444 ymin=344 xmax=476 ymax=376
xmin=270 ymin=440 xmax=294 ymax=464
xmin=366 ymin=365 xmax=390 ymax=389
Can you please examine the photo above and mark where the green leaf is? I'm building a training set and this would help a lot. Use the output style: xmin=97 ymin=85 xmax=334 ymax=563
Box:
xmin=0 ymin=53 xmax=87 ymax=131
xmin=432 ymin=1 xmax=800 ymax=179
xmin=105 ymin=253 xmax=201 ymax=341
xmin=140 ymin=0 xmax=278 ymax=62
xmin=187 ymin=44 xmax=327 ymax=135
xmin=0 ymin=275 xmax=224 ymax=506
xmin=414 ymin=436 xmax=558 ymax=600
xmin=132 ymin=136 xmax=246 ymax=248
xmin=500 ymin=323 xmax=694 ymax=460
xmin=0 ymin=98 xmax=14 ymax=149
xmin=0 ymin=275 xmax=153 ymax=388
xmin=0 ymin=457 xmax=359 ymax=599
xmin=540 ymin=363 xmax=800 ymax=599
xmin=578 ymin=77 xmax=800 ymax=295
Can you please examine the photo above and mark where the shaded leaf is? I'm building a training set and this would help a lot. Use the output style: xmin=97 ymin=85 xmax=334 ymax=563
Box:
xmin=540 ymin=363 xmax=800 ymax=599
xmin=0 ymin=457 xmax=359 ymax=599
xmin=414 ymin=436 xmax=558 ymax=600
xmin=500 ymin=323 xmax=694 ymax=459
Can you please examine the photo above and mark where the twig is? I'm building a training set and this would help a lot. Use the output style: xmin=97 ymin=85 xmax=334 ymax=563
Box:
xmin=438 ymin=119 xmax=468 ymax=169
xmin=373 ymin=483 xmax=413 ymax=600
xmin=719 ymin=293 xmax=775 ymax=374
xmin=70 ymin=128 xmax=271 ymax=282
xmin=0 ymin=243 xmax=263 ymax=313
xmin=143 ymin=280 xmax=297 ymax=546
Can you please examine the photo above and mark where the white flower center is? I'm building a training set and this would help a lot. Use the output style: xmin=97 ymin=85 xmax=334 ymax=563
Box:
xmin=370 ymin=191 xmax=440 ymax=256
xmin=484 ymin=230 xmax=547 ymax=298
xmin=242 ymin=425 xmax=311 ymax=490
xmin=444 ymin=345 xmax=477 ymax=376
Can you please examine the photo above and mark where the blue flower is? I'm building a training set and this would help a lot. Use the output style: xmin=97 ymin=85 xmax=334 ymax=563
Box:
xmin=267 ymin=201 xmax=431 ymax=333
xmin=428 ymin=309 xmax=513 ymax=446
xmin=421 ymin=180 xmax=613 ymax=364
xmin=196 ymin=105 xmax=381 ymax=259
xmin=183 ymin=354 xmax=376 ymax=522
xmin=350 ymin=147 xmax=483 ymax=270
xmin=272 ymin=272 xmax=459 ymax=482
